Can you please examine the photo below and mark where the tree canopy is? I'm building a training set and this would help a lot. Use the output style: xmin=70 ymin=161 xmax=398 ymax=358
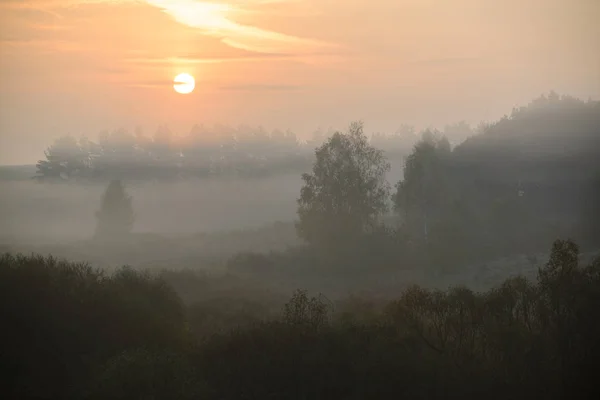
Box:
xmin=296 ymin=121 xmax=391 ymax=248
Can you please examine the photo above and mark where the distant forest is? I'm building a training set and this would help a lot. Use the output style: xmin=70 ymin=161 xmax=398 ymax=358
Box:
xmin=34 ymin=117 xmax=473 ymax=182
xmin=33 ymin=92 xmax=599 ymax=184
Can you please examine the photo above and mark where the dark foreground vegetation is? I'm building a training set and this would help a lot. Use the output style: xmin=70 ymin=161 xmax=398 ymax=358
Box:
xmin=2 ymin=239 xmax=600 ymax=399
xmin=2 ymin=93 xmax=599 ymax=399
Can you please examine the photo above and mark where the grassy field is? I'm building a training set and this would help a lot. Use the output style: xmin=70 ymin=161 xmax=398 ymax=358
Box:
xmin=0 ymin=165 xmax=36 ymax=181
xmin=0 ymin=173 xmax=304 ymax=271
xmin=0 ymin=174 xmax=301 ymax=236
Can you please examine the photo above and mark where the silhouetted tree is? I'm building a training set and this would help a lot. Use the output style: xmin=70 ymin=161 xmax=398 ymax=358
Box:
xmin=296 ymin=121 xmax=391 ymax=248
xmin=95 ymin=180 xmax=134 ymax=239
xmin=393 ymin=130 xmax=452 ymax=239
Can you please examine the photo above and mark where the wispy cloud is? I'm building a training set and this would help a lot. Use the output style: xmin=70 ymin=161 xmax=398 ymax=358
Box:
xmin=219 ymin=83 xmax=302 ymax=91
xmin=122 ymin=78 xmax=174 ymax=88
xmin=25 ymin=23 xmax=74 ymax=31
xmin=408 ymin=57 xmax=486 ymax=67
xmin=0 ymin=38 xmax=83 ymax=53
xmin=144 ymin=0 xmax=334 ymax=54
xmin=124 ymin=51 xmax=294 ymax=66
xmin=2 ymin=0 xmax=336 ymax=55
xmin=0 ymin=0 xmax=133 ymax=8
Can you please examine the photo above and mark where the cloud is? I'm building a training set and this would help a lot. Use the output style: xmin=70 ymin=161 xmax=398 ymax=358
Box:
xmin=0 ymin=0 xmax=133 ymax=7
xmin=122 ymin=50 xmax=348 ymax=71
xmin=144 ymin=0 xmax=335 ymax=54
xmin=123 ymin=79 xmax=174 ymax=88
xmin=408 ymin=57 xmax=486 ymax=66
xmin=123 ymin=52 xmax=294 ymax=66
xmin=24 ymin=23 xmax=74 ymax=31
xmin=2 ymin=0 xmax=337 ymax=55
xmin=218 ymin=83 xmax=302 ymax=91
xmin=0 ymin=0 xmax=129 ymax=13
xmin=0 ymin=38 xmax=83 ymax=53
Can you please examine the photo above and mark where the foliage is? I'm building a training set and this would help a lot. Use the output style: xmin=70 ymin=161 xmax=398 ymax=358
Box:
xmin=86 ymin=349 xmax=206 ymax=400
xmin=282 ymin=289 xmax=330 ymax=329
xmin=94 ymin=180 xmax=134 ymax=239
xmin=393 ymin=129 xmax=452 ymax=238
xmin=34 ymin=125 xmax=316 ymax=182
xmin=391 ymin=93 xmax=600 ymax=267
xmin=197 ymin=239 xmax=600 ymax=399
xmin=370 ymin=123 xmax=419 ymax=154
xmin=296 ymin=121 xmax=391 ymax=248
xmin=35 ymin=135 xmax=90 ymax=182
xmin=2 ymin=238 xmax=600 ymax=399
xmin=0 ymin=254 xmax=187 ymax=399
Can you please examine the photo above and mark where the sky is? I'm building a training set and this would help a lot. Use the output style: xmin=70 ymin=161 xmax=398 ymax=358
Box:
xmin=0 ymin=0 xmax=599 ymax=164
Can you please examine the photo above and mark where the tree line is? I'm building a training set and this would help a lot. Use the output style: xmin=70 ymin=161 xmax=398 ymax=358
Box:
xmin=295 ymin=93 xmax=600 ymax=267
xmin=35 ymin=125 xmax=311 ymax=181
xmin=33 ymin=120 xmax=475 ymax=182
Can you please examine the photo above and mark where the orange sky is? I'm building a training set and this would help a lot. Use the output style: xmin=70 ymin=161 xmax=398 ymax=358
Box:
xmin=1 ymin=0 xmax=598 ymax=164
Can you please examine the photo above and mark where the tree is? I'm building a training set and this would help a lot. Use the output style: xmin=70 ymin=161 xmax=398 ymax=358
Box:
xmin=283 ymin=290 xmax=329 ymax=330
xmin=296 ymin=121 xmax=391 ymax=248
xmin=95 ymin=180 xmax=134 ymax=239
xmin=35 ymin=135 xmax=89 ymax=182
xmin=393 ymin=130 xmax=452 ymax=240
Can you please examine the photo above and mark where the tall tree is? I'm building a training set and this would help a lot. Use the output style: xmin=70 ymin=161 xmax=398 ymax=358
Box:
xmin=296 ymin=121 xmax=391 ymax=248
xmin=393 ymin=130 xmax=452 ymax=240
xmin=95 ymin=180 xmax=134 ymax=239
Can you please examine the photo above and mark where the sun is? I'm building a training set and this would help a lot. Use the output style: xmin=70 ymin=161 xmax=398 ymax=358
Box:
xmin=173 ymin=73 xmax=195 ymax=94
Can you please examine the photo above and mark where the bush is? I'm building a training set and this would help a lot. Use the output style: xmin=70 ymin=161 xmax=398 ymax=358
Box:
xmin=0 ymin=254 xmax=187 ymax=399
xmin=95 ymin=180 xmax=134 ymax=239
xmin=85 ymin=348 xmax=207 ymax=400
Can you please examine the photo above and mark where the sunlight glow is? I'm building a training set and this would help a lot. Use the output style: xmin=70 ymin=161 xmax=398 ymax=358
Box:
xmin=173 ymin=73 xmax=195 ymax=94
xmin=143 ymin=0 xmax=328 ymax=54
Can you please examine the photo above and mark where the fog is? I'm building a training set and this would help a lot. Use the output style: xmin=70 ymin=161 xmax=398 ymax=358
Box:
xmin=2 ymin=92 xmax=600 ymax=399
xmin=1 ymin=93 xmax=598 ymax=285
xmin=0 ymin=176 xmax=301 ymax=238
xmin=0 ymin=176 xmax=306 ymax=274
xmin=0 ymin=166 xmax=410 ymax=272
